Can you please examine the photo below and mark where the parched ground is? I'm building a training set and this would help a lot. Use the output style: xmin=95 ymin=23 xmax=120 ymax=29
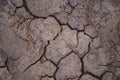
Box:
xmin=0 ymin=0 xmax=120 ymax=80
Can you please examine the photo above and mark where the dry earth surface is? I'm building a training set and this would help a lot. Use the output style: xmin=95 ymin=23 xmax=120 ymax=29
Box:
xmin=0 ymin=0 xmax=120 ymax=80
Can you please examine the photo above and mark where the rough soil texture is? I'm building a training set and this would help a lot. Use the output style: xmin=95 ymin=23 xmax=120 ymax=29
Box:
xmin=0 ymin=0 xmax=120 ymax=80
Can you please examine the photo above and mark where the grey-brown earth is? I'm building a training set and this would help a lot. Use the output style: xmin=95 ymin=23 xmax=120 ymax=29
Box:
xmin=0 ymin=0 xmax=120 ymax=80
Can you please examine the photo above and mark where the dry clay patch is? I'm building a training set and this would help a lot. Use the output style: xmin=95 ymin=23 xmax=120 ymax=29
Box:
xmin=0 ymin=14 xmax=95 ymax=80
xmin=0 ymin=13 xmax=92 ymax=80
xmin=0 ymin=0 xmax=120 ymax=80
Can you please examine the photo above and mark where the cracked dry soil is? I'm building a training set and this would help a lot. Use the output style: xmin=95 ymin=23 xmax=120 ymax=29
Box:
xmin=0 ymin=0 xmax=120 ymax=80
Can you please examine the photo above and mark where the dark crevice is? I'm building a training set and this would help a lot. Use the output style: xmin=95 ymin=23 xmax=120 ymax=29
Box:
xmin=49 ymin=15 xmax=64 ymax=26
xmin=0 ymin=65 xmax=6 ymax=68
xmin=0 ymin=49 xmax=13 ymax=76
xmin=81 ymin=40 xmax=92 ymax=59
xmin=99 ymin=71 xmax=112 ymax=80
xmin=15 ymin=32 xmax=28 ymax=42
xmin=76 ymin=31 xmax=79 ymax=47
xmin=67 ymin=76 xmax=79 ymax=80
xmin=10 ymin=0 xmax=23 ymax=7
xmin=51 ymin=60 xmax=58 ymax=80
xmin=80 ymin=58 xmax=84 ymax=74
xmin=23 ymin=40 xmax=50 ymax=72
xmin=22 ymin=0 xmax=41 ymax=18
xmin=16 ymin=18 xmax=33 ymax=29
xmin=73 ymin=51 xmax=85 ymax=80
xmin=23 ymin=57 xmax=40 ymax=72
xmin=51 ymin=51 xmax=74 ymax=79
xmin=51 ymin=50 xmax=82 ymax=80
xmin=57 ymin=51 xmax=73 ymax=65
xmin=78 ymin=71 xmax=100 ymax=80
xmin=0 ymin=58 xmax=8 ymax=68
xmin=66 ymin=22 xmax=85 ymax=32
xmin=10 ymin=0 xmax=15 ymax=7
xmin=53 ymin=33 xmax=59 ymax=40
xmin=9 ymin=0 xmax=24 ymax=18
xmin=84 ymin=31 xmax=98 ymax=40
xmin=6 ymin=59 xmax=14 ymax=76
xmin=49 ymin=24 xmax=63 ymax=41
xmin=83 ymin=24 xmax=98 ymax=40
xmin=2 ymin=0 xmax=119 ymax=80
xmin=51 ymin=14 xmax=85 ymax=32
xmin=22 ymin=0 xmax=87 ymax=33
xmin=40 ymin=75 xmax=54 ymax=80
xmin=72 ymin=51 xmax=84 ymax=74
xmin=10 ymin=55 xmax=22 ymax=62
xmin=78 ymin=73 xmax=84 ymax=80
xmin=84 ymin=72 xmax=100 ymax=79
xmin=43 ymin=55 xmax=58 ymax=80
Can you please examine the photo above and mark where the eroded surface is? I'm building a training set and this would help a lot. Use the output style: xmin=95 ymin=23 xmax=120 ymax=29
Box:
xmin=0 ymin=0 xmax=120 ymax=80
